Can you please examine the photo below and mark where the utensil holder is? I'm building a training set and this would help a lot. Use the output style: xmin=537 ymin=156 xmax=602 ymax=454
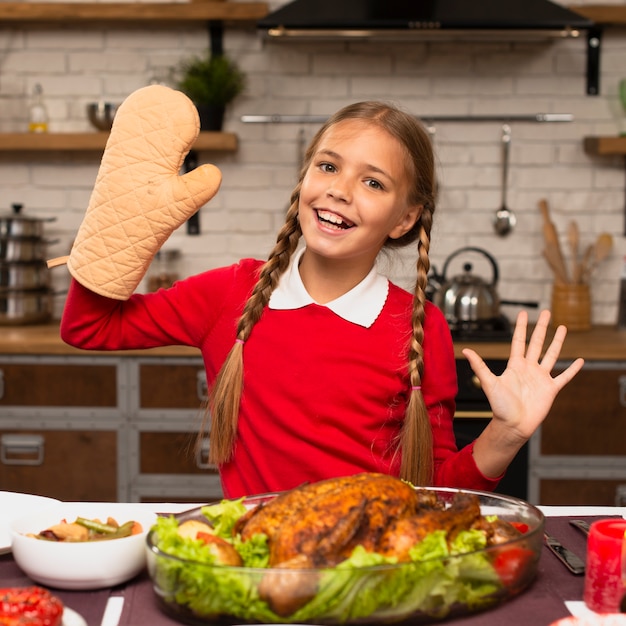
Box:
xmin=551 ymin=283 xmax=591 ymax=331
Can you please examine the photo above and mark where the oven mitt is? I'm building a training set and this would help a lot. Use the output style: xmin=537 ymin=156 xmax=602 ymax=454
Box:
xmin=47 ymin=84 xmax=222 ymax=300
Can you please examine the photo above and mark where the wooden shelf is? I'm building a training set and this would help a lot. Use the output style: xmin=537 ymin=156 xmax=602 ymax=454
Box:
xmin=0 ymin=2 xmax=267 ymax=23
xmin=584 ymin=136 xmax=626 ymax=236
xmin=0 ymin=131 xmax=238 ymax=153
xmin=583 ymin=136 xmax=626 ymax=156
xmin=568 ymin=5 xmax=626 ymax=26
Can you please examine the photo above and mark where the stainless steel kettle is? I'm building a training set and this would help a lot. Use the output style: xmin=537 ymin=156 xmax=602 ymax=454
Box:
xmin=433 ymin=247 xmax=501 ymax=325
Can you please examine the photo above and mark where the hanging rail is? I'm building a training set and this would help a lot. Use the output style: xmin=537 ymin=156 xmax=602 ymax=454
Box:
xmin=241 ymin=113 xmax=573 ymax=124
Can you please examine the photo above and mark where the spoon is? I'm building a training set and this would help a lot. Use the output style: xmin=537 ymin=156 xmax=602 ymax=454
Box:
xmin=494 ymin=124 xmax=516 ymax=236
xmin=594 ymin=232 xmax=614 ymax=265
xmin=581 ymin=232 xmax=613 ymax=282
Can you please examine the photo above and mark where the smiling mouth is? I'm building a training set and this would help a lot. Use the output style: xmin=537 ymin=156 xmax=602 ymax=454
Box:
xmin=316 ymin=210 xmax=355 ymax=230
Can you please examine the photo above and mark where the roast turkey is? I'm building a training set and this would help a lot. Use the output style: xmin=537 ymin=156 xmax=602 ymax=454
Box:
xmin=233 ymin=473 xmax=521 ymax=616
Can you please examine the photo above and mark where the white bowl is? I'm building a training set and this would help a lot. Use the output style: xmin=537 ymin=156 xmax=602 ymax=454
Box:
xmin=0 ymin=491 xmax=60 ymax=554
xmin=11 ymin=502 xmax=157 ymax=590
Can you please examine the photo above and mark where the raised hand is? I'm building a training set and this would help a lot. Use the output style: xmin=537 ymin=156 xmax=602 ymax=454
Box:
xmin=462 ymin=309 xmax=584 ymax=478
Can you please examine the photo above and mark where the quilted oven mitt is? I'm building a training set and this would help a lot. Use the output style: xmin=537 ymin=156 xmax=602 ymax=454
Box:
xmin=47 ymin=84 xmax=222 ymax=300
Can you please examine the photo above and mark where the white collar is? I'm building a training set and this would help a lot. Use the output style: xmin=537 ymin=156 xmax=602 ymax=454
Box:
xmin=268 ymin=247 xmax=389 ymax=328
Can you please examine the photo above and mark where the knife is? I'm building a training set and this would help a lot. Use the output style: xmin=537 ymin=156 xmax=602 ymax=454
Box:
xmin=569 ymin=519 xmax=591 ymax=536
xmin=544 ymin=532 xmax=586 ymax=575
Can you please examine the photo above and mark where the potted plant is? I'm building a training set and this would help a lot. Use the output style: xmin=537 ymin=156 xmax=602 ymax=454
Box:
xmin=176 ymin=52 xmax=246 ymax=131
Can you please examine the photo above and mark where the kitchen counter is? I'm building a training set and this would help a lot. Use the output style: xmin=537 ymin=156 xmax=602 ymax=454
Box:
xmin=453 ymin=324 xmax=626 ymax=361
xmin=0 ymin=322 xmax=625 ymax=361
xmin=0 ymin=322 xmax=200 ymax=357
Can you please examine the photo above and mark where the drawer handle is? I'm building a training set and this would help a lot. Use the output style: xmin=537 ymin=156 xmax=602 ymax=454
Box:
xmin=0 ymin=370 xmax=4 ymax=400
xmin=619 ymin=376 xmax=626 ymax=408
xmin=1 ymin=434 xmax=44 ymax=466
xmin=196 ymin=371 xmax=208 ymax=402
xmin=195 ymin=436 xmax=216 ymax=470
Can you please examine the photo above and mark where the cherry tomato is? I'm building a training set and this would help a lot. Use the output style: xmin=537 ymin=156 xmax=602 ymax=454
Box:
xmin=0 ymin=586 xmax=64 ymax=626
xmin=509 ymin=521 xmax=529 ymax=534
xmin=492 ymin=546 xmax=535 ymax=586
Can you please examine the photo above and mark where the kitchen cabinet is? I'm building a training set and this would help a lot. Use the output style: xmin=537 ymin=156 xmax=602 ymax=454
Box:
xmin=0 ymin=356 xmax=125 ymax=501
xmin=528 ymin=362 xmax=626 ymax=506
xmin=0 ymin=429 xmax=119 ymax=502
xmin=0 ymin=360 xmax=117 ymax=407
xmin=128 ymin=358 xmax=222 ymax=502
xmin=0 ymin=353 xmax=222 ymax=503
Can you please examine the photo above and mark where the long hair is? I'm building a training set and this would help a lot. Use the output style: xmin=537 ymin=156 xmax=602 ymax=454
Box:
xmin=202 ymin=101 xmax=437 ymax=486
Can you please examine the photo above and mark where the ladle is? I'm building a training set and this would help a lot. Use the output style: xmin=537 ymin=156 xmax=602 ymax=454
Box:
xmin=494 ymin=124 xmax=517 ymax=236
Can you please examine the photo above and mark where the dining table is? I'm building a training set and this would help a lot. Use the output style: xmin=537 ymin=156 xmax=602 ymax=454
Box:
xmin=1 ymin=503 xmax=625 ymax=626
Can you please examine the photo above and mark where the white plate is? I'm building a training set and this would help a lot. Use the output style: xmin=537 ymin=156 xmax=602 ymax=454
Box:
xmin=63 ymin=607 xmax=87 ymax=626
xmin=0 ymin=491 xmax=60 ymax=554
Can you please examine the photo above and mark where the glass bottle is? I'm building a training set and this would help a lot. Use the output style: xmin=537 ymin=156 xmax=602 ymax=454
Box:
xmin=147 ymin=249 xmax=181 ymax=292
xmin=28 ymin=84 xmax=49 ymax=133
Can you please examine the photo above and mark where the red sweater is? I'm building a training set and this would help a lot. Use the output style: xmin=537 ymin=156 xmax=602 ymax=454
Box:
xmin=60 ymin=258 xmax=499 ymax=497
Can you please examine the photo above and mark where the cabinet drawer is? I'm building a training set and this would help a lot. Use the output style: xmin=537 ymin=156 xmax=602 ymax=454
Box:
xmin=139 ymin=363 xmax=206 ymax=410
xmin=0 ymin=429 xmax=117 ymax=501
xmin=541 ymin=368 xmax=626 ymax=456
xmin=0 ymin=363 xmax=117 ymax=407
xmin=539 ymin=478 xmax=626 ymax=506
xmin=139 ymin=431 xmax=217 ymax=476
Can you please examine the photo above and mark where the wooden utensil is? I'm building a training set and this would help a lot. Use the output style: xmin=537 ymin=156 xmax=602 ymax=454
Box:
xmin=594 ymin=232 xmax=613 ymax=264
xmin=581 ymin=233 xmax=613 ymax=282
xmin=580 ymin=244 xmax=594 ymax=283
xmin=568 ymin=220 xmax=581 ymax=283
xmin=539 ymin=198 xmax=569 ymax=283
xmin=543 ymin=248 xmax=569 ymax=285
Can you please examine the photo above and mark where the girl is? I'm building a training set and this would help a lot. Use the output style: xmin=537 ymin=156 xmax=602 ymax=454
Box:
xmin=60 ymin=100 xmax=584 ymax=498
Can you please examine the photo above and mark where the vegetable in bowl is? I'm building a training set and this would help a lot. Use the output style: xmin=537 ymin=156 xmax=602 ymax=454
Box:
xmin=146 ymin=473 xmax=543 ymax=625
xmin=29 ymin=515 xmax=143 ymax=542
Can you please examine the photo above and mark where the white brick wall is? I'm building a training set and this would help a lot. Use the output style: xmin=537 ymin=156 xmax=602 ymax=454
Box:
xmin=1 ymin=0 xmax=625 ymax=326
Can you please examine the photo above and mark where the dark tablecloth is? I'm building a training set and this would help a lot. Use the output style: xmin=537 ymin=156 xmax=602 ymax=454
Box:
xmin=0 ymin=552 xmax=112 ymax=624
xmin=0 ymin=516 xmax=614 ymax=626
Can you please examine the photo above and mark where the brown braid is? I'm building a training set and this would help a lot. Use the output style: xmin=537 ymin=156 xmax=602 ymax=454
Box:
xmin=399 ymin=204 xmax=435 ymax=485
xmin=201 ymin=101 xmax=438 ymax=481
xmin=206 ymin=195 xmax=302 ymax=464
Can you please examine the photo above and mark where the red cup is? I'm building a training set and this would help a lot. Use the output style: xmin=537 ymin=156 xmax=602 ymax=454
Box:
xmin=583 ymin=519 xmax=626 ymax=613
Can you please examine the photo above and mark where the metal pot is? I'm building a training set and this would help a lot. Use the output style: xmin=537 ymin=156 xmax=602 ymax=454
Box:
xmin=0 ymin=204 xmax=55 ymax=238
xmin=433 ymin=247 xmax=538 ymax=326
xmin=0 ymin=237 xmax=53 ymax=262
xmin=0 ymin=261 xmax=50 ymax=290
xmin=0 ymin=288 xmax=52 ymax=325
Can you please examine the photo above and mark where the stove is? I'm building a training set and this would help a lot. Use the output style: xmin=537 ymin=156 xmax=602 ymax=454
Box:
xmin=448 ymin=314 xmax=513 ymax=343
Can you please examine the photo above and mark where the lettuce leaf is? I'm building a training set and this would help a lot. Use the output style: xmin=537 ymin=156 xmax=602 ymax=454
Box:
xmin=200 ymin=497 xmax=247 ymax=537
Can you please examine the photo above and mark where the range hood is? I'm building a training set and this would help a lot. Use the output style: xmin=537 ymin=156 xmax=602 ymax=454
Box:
xmin=257 ymin=0 xmax=601 ymax=95
xmin=258 ymin=0 xmax=594 ymax=40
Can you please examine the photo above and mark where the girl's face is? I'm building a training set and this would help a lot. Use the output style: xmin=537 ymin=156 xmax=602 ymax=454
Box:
xmin=299 ymin=119 xmax=421 ymax=275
